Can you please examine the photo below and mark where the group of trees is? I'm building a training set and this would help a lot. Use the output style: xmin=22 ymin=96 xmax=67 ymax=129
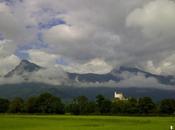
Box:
xmin=0 ymin=93 xmax=175 ymax=115
xmin=0 ymin=93 xmax=64 ymax=114
xmin=68 ymin=96 xmax=175 ymax=115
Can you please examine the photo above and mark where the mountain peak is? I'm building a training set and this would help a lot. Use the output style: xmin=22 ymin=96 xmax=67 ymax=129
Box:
xmin=17 ymin=59 xmax=41 ymax=71
xmin=21 ymin=59 xmax=30 ymax=63
xmin=5 ymin=60 xmax=42 ymax=77
xmin=111 ymin=66 xmax=145 ymax=74
xmin=119 ymin=66 xmax=143 ymax=73
xmin=18 ymin=59 xmax=32 ymax=67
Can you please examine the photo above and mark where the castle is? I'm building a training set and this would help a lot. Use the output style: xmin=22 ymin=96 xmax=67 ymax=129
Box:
xmin=114 ymin=91 xmax=127 ymax=100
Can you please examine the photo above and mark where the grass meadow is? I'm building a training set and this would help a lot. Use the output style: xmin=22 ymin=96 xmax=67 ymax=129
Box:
xmin=0 ymin=115 xmax=174 ymax=130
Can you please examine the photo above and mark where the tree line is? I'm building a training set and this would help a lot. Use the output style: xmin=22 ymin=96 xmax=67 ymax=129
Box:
xmin=0 ymin=93 xmax=175 ymax=115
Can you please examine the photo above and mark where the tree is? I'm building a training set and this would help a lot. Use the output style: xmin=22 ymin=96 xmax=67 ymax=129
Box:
xmin=25 ymin=96 xmax=37 ymax=113
xmin=111 ymin=100 xmax=125 ymax=114
xmin=96 ymin=95 xmax=105 ymax=108
xmin=35 ymin=93 xmax=65 ymax=114
xmin=8 ymin=97 xmax=24 ymax=113
xmin=86 ymin=101 xmax=96 ymax=114
xmin=138 ymin=97 xmax=156 ymax=114
xmin=96 ymin=95 xmax=111 ymax=114
xmin=125 ymin=98 xmax=138 ymax=114
xmin=159 ymin=99 xmax=175 ymax=114
xmin=0 ymin=98 xmax=9 ymax=113
xmin=100 ymin=99 xmax=112 ymax=114
xmin=68 ymin=102 xmax=80 ymax=115
xmin=68 ymin=96 xmax=90 ymax=115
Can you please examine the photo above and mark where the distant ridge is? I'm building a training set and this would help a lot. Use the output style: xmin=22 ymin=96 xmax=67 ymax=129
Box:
xmin=68 ymin=66 xmax=175 ymax=85
xmin=3 ymin=59 xmax=175 ymax=86
xmin=1 ymin=60 xmax=175 ymax=100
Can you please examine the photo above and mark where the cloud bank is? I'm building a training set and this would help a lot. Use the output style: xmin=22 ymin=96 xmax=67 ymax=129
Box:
xmin=0 ymin=0 xmax=175 ymax=88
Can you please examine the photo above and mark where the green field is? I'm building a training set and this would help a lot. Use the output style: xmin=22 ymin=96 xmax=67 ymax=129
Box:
xmin=0 ymin=115 xmax=174 ymax=130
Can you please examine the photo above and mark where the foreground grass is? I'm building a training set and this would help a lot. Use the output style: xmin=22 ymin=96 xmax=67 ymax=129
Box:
xmin=0 ymin=115 xmax=174 ymax=130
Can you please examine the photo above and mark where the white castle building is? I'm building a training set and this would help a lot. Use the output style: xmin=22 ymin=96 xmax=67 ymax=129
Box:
xmin=114 ymin=91 xmax=127 ymax=100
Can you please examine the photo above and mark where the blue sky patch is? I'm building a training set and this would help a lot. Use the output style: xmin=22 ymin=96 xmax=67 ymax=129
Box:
xmin=0 ymin=0 xmax=23 ymax=5
xmin=56 ymin=58 xmax=68 ymax=65
xmin=15 ymin=49 xmax=29 ymax=60
xmin=15 ymin=32 xmax=48 ymax=59
xmin=38 ymin=18 xmax=66 ymax=29
xmin=0 ymin=32 xmax=4 ymax=40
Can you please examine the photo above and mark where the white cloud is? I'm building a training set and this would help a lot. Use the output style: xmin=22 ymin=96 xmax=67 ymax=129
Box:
xmin=145 ymin=53 xmax=175 ymax=75
xmin=43 ymin=24 xmax=80 ymax=44
xmin=28 ymin=67 xmax=68 ymax=85
xmin=0 ymin=39 xmax=16 ymax=58
xmin=0 ymin=76 xmax=24 ymax=85
xmin=44 ymin=24 xmax=83 ymax=43
xmin=1 ymin=0 xmax=145 ymax=70
xmin=27 ymin=49 xmax=113 ymax=74
xmin=27 ymin=49 xmax=60 ymax=67
xmin=67 ymin=71 xmax=175 ymax=90
xmin=0 ymin=55 xmax=20 ymax=76
xmin=127 ymin=0 xmax=175 ymax=39
xmin=0 ymin=2 xmax=37 ymax=49
xmin=0 ymin=2 xmax=10 ymax=13
xmin=1 ymin=0 xmax=175 ymax=88
xmin=0 ymin=67 xmax=68 ymax=85
xmin=116 ymin=72 xmax=174 ymax=90
xmin=62 ymin=58 xmax=113 ymax=74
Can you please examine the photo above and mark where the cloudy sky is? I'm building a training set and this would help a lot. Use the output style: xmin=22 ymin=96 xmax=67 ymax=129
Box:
xmin=1 ymin=0 xmax=175 ymax=76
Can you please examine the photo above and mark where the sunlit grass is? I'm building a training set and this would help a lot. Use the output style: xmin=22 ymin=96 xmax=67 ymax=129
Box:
xmin=0 ymin=115 xmax=174 ymax=130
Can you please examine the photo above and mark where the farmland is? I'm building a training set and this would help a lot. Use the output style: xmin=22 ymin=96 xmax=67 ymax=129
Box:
xmin=0 ymin=115 xmax=174 ymax=130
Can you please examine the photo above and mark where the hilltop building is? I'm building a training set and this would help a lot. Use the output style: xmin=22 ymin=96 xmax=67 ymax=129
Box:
xmin=114 ymin=91 xmax=127 ymax=100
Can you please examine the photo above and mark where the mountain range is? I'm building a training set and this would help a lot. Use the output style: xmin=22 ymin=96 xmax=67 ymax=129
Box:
xmin=68 ymin=66 xmax=175 ymax=85
xmin=0 ymin=59 xmax=175 ymax=100
xmin=4 ymin=59 xmax=175 ymax=85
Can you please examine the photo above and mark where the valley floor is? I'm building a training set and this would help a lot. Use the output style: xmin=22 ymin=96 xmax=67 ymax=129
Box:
xmin=0 ymin=115 xmax=174 ymax=130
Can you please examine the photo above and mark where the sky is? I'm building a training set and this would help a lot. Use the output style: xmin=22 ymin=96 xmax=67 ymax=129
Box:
xmin=1 ymin=0 xmax=175 ymax=78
